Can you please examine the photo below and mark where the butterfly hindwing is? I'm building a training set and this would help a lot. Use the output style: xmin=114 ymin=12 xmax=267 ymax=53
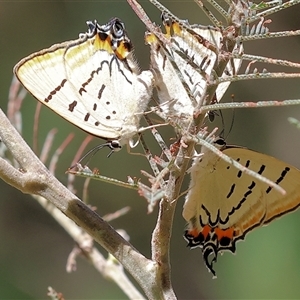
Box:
xmin=183 ymin=143 xmax=300 ymax=276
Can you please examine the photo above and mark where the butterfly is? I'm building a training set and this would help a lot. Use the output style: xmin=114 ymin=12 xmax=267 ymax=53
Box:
xmin=14 ymin=18 xmax=154 ymax=148
xmin=145 ymin=15 xmax=242 ymax=126
xmin=183 ymin=137 xmax=300 ymax=277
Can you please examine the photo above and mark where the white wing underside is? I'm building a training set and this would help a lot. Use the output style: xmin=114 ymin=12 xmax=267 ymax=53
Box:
xmin=149 ymin=26 xmax=242 ymax=125
xmin=15 ymin=33 xmax=153 ymax=145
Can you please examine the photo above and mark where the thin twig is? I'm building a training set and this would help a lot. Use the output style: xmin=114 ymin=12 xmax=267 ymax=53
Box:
xmin=0 ymin=108 xmax=161 ymax=300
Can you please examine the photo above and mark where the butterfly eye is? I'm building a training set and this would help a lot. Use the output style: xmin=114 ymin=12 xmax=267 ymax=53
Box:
xmin=110 ymin=140 xmax=122 ymax=151
xmin=112 ymin=19 xmax=125 ymax=38
xmin=214 ymin=137 xmax=226 ymax=148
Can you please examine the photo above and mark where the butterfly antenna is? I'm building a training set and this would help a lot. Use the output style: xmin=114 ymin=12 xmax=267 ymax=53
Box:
xmin=225 ymin=94 xmax=236 ymax=140
xmin=71 ymin=141 xmax=120 ymax=169
xmin=218 ymin=108 xmax=226 ymax=139
xmin=219 ymin=94 xmax=236 ymax=140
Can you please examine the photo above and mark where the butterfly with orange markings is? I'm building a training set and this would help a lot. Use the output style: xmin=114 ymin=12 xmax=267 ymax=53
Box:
xmin=14 ymin=18 xmax=154 ymax=149
xmin=183 ymin=137 xmax=300 ymax=277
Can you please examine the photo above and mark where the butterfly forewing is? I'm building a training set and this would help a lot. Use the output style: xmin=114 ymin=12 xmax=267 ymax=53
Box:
xmin=14 ymin=18 xmax=153 ymax=145
xmin=15 ymin=40 xmax=106 ymax=135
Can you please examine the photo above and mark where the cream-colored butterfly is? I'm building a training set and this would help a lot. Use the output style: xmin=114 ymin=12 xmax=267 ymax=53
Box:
xmin=183 ymin=137 xmax=300 ymax=277
xmin=145 ymin=15 xmax=242 ymax=126
xmin=14 ymin=18 xmax=154 ymax=148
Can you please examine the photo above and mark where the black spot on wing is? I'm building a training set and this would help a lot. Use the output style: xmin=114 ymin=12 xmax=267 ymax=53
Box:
xmin=221 ymin=181 xmax=256 ymax=224
xmin=84 ymin=113 xmax=90 ymax=121
xmin=202 ymin=178 xmax=257 ymax=226
xmin=183 ymin=69 xmax=193 ymax=85
xmin=109 ymin=56 xmax=132 ymax=84
xmin=199 ymin=56 xmax=211 ymax=71
xmin=45 ymin=79 xmax=67 ymax=103
xmin=219 ymin=236 xmax=231 ymax=247
xmin=78 ymin=55 xmax=133 ymax=96
xmin=162 ymin=53 xmax=167 ymax=70
xmin=226 ymin=183 xmax=235 ymax=198
xmin=276 ymin=167 xmax=290 ymax=184
xmin=237 ymin=159 xmax=249 ymax=178
xmin=98 ymin=84 xmax=105 ymax=99
xmin=258 ymin=164 xmax=266 ymax=175
xmin=69 ymin=101 xmax=77 ymax=112
xmin=266 ymin=166 xmax=290 ymax=194
xmin=201 ymin=205 xmax=220 ymax=227
xmin=79 ymin=87 xmax=87 ymax=95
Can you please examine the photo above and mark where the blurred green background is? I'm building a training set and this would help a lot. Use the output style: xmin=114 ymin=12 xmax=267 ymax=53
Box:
xmin=1 ymin=1 xmax=300 ymax=299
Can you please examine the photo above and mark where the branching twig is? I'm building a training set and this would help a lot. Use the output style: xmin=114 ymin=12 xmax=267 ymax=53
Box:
xmin=0 ymin=108 xmax=164 ymax=299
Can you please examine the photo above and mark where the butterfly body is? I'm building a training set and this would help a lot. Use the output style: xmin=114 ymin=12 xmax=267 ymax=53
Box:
xmin=14 ymin=18 xmax=154 ymax=146
xmin=183 ymin=138 xmax=300 ymax=276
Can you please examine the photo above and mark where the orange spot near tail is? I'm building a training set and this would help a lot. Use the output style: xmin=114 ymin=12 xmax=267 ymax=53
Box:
xmin=215 ymin=227 xmax=234 ymax=241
